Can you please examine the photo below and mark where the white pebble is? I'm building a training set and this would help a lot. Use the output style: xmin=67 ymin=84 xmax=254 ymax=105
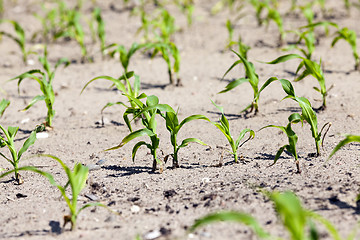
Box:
xmin=21 ymin=118 xmax=30 ymax=124
xmin=143 ymin=230 xmax=161 ymax=240
xmin=131 ymin=205 xmax=140 ymax=213
xmin=36 ymin=132 xmax=49 ymax=139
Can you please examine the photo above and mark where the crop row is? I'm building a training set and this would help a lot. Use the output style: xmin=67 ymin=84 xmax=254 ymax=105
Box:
xmin=1 ymin=0 xmax=360 ymax=238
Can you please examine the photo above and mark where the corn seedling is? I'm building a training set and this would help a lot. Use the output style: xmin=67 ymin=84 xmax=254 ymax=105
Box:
xmin=265 ymin=54 xmax=331 ymax=109
xmin=211 ymin=101 xmax=255 ymax=163
xmin=248 ymin=0 xmax=267 ymax=26
xmin=0 ymin=125 xmax=36 ymax=184
xmin=164 ymin=110 xmax=210 ymax=168
xmin=10 ymin=47 xmax=70 ymax=127
xmin=0 ymin=19 xmax=36 ymax=64
xmin=105 ymin=95 xmax=174 ymax=171
xmin=92 ymin=7 xmax=106 ymax=56
xmin=260 ymin=113 xmax=303 ymax=173
xmin=0 ymin=99 xmax=10 ymax=117
xmin=331 ymin=27 xmax=359 ymax=70
xmin=225 ymin=19 xmax=234 ymax=49
xmin=146 ymin=41 xmax=181 ymax=85
xmin=264 ymin=4 xmax=285 ymax=46
xmin=105 ymin=43 xmax=146 ymax=74
xmin=284 ymin=30 xmax=316 ymax=60
xmin=220 ymin=49 xmax=279 ymax=115
xmin=277 ymin=79 xmax=331 ymax=156
xmin=0 ymin=154 xmax=114 ymax=230
xmin=173 ymin=0 xmax=194 ymax=26
xmin=35 ymin=1 xmax=90 ymax=61
xmin=81 ymin=71 xmax=146 ymax=130
xmin=190 ymin=191 xmax=343 ymax=240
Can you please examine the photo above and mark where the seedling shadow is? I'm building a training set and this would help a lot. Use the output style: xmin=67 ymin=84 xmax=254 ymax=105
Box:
xmin=103 ymin=165 xmax=155 ymax=177
xmin=206 ymin=110 xmax=247 ymax=120
xmin=255 ymin=152 xmax=288 ymax=161
xmin=141 ymin=82 xmax=168 ymax=90
xmin=49 ymin=221 xmax=61 ymax=235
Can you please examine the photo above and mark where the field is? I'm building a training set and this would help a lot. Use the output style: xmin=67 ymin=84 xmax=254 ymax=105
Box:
xmin=1 ymin=0 xmax=360 ymax=239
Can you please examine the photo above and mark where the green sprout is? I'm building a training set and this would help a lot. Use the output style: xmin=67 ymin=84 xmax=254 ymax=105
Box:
xmin=220 ymin=49 xmax=279 ymax=115
xmin=174 ymin=0 xmax=195 ymax=26
xmin=164 ymin=110 xmax=209 ymax=168
xmin=265 ymin=54 xmax=331 ymax=109
xmin=225 ymin=19 xmax=234 ymax=49
xmin=211 ymin=101 xmax=255 ymax=163
xmin=248 ymin=0 xmax=267 ymax=26
xmin=0 ymin=19 xmax=36 ymax=64
xmin=260 ymin=113 xmax=303 ymax=173
xmin=190 ymin=191 xmax=343 ymax=240
xmin=0 ymin=154 xmax=114 ymax=230
xmin=105 ymin=43 xmax=146 ymax=74
xmin=331 ymin=27 xmax=359 ymax=70
xmin=92 ymin=7 xmax=106 ymax=56
xmin=264 ymin=4 xmax=285 ymax=46
xmin=277 ymin=79 xmax=331 ymax=156
xmin=0 ymin=125 xmax=36 ymax=184
xmin=146 ymin=41 xmax=180 ymax=85
xmin=10 ymin=47 xmax=70 ymax=127
xmin=105 ymin=95 xmax=173 ymax=172
xmin=81 ymin=71 xmax=145 ymax=130
xmin=0 ymin=99 xmax=10 ymax=117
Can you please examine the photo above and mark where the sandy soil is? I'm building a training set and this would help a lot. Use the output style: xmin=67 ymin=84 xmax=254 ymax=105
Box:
xmin=1 ymin=0 xmax=360 ymax=239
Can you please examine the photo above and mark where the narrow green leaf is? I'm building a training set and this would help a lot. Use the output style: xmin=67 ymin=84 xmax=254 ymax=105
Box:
xmin=105 ymin=128 xmax=154 ymax=151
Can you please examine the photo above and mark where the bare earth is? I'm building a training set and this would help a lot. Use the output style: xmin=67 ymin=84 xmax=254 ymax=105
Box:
xmin=1 ymin=1 xmax=360 ymax=239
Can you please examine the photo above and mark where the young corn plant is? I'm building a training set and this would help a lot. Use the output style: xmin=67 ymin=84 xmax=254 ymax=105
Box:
xmin=10 ymin=47 xmax=70 ymax=127
xmin=146 ymin=41 xmax=181 ymax=85
xmin=173 ymin=0 xmax=195 ymax=26
xmin=278 ymin=79 xmax=331 ymax=156
xmin=190 ymin=191 xmax=343 ymax=240
xmin=0 ymin=154 xmax=114 ymax=230
xmin=0 ymin=19 xmax=36 ymax=64
xmin=220 ymin=49 xmax=278 ymax=115
xmin=164 ymin=110 xmax=210 ymax=168
xmin=92 ymin=7 xmax=106 ymax=56
xmin=260 ymin=113 xmax=303 ymax=173
xmin=211 ymin=101 xmax=255 ymax=163
xmin=105 ymin=95 xmax=174 ymax=172
xmin=265 ymin=53 xmax=330 ymax=110
xmin=105 ymin=43 xmax=146 ymax=74
xmin=331 ymin=27 xmax=359 ymax=70
xmin=264 ymin=4 xmax=286 ymax=46
xmin=0 ymin=125 xmax=36 ymax=184
xmin=81 ymin=71 xmax=146 ymax=130
xmin=283 ymin=29 xmax=316 ymax=60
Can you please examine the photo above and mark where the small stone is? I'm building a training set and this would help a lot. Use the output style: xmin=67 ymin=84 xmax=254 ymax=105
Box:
xmin=26 ymin=59 xmax=35 ymax=65
xmin=36 ymin=132 xmax=49 ymax=139
xmin=131 ymin=205 xmax=140 ymax=213
xmin=21 ymin=118 xmax=30 ymax=124
xmin=143 ymin=229 xmax=161 ymax=240
xmin=96 ymin=159 xmax=106 ymax=165
xmin=201 ymin=177 xmax=210 ymax=184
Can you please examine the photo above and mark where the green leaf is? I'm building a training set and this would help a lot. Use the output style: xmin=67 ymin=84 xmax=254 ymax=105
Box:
xmin=177 ymin=114 xmax=210 ymax=132
xmin=264 ymin=54 xmax=302 ymax=64
xmin=178 ymin=138 xmax=206 ymax=149
xmin=270 ymin=191 xmax=307 ymax=240
xmin=132 ymin=141 xmax=149 ymax=162
xmin=105 ymin=128 xmax=155 ymax=151
xmin=17 ymin=130 xmax=36 ymax=160
xmin=235 ymin=129 xmax=255 ymax=149
xmin=328 ymin=135 xmax=360 ymax=160
xmin=218 ymin=78 xmax=249 ymax=94
xmin=21 ymin=95 xmax=46 ymax=111
xmin=189 ymin=211 xmax=270 ymax=238
xmin=0 ymin=99 xmax=10 ymax=117
xmin=81 ymin=75 xmax=126 ymax=94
